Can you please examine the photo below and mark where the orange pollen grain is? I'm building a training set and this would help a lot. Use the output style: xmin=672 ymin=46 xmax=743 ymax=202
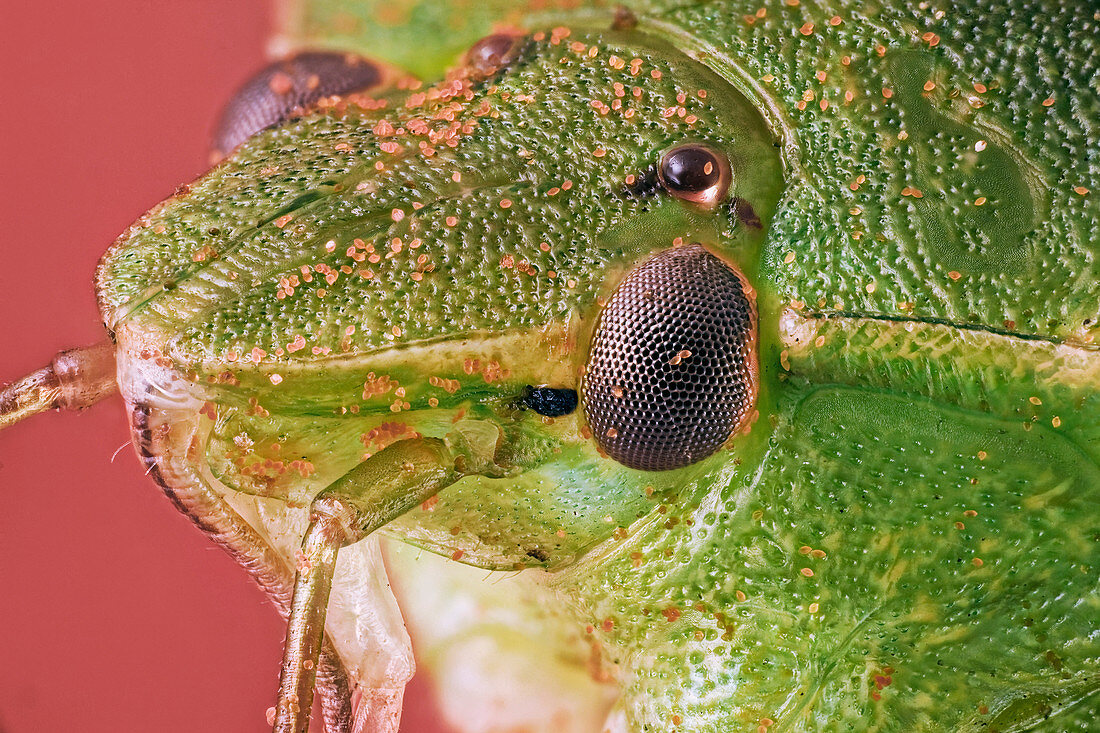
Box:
xmin=269 ymin=72 xmax=293 ymax=95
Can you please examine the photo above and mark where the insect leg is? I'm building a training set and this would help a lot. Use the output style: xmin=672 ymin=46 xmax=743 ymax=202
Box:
xmin=274 ymin=500 xmax=348 ymax=733
xmin=131 ymin=399 xmax=356 ymax=733
xmin=0 ymin=342 xmax=116 ymax=430
xmin=272 ymin=437 xmax=462 ymax=733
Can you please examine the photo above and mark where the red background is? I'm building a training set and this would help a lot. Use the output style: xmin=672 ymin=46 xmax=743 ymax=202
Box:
xmin=0 ymin=2 xmax=451 ymax=731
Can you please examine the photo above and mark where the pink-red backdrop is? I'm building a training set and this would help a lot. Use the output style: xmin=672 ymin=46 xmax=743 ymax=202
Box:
xmin=0 ymin=2 xmax=453 ymax=731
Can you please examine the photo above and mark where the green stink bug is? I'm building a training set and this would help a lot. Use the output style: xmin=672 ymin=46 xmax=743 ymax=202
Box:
xmin=2 ymin=0 xmax=1097 ymax=731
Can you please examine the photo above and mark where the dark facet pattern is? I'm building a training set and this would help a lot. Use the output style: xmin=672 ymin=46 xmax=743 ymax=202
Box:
xmin=212 ymin=51 xmax=382 ymax=157
xmin=583 ymin=244 xmax=756 ymax=471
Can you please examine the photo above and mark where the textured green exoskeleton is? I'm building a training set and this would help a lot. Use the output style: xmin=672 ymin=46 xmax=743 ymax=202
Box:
xmin=4 ymin=0 xmax=1098 ymax=730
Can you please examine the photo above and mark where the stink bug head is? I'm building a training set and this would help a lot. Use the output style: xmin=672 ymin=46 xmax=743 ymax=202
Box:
xmin=95 ymin=27 xmax=783 ymax=569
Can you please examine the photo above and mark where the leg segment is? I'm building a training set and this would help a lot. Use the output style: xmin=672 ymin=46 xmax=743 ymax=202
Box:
xmin=131 ymin=400 xmax=356 ymax=733
xmin=272 ymin=438 xmax=462 ymax=733
xmin=274 ymin=504 xmax=349 ymax=732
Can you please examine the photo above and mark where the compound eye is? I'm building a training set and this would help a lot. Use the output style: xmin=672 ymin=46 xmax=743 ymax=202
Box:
xmin=657 ymin=144 xmax=732 ymax=207
xmin=582 ymin=244 xmax=757 ymax=471
xmin=212 ymin=51 xmax=385 ymax=159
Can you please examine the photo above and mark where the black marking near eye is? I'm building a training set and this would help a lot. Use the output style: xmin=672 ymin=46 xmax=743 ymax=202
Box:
xmin=658 ymin=144 xmax=732 ymax=207
xmin=522 ymin=386 xmax=579 ymax=417
xmin=212 ymin=51 xmax=384 ymax=159
xmin=731 ymin=197 xmax=763 ymax=229
xmin=525 ymin=547 xmax=550 ymax=562
xmin=583 ymin=244 xmax=757 ymax=471
xmin=622 ymin=165 xmax=661 ymax=198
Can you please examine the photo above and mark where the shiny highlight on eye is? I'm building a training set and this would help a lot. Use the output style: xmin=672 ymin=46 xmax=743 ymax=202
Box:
xmin=657 ymin=144 xmax=732 ymax=207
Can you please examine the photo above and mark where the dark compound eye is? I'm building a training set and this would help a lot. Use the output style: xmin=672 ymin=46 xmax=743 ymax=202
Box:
xmin=582 ymin=244 xmax=757 ymax=471
xmin=657 ymin=144 xmax=732 ymax=207
xmin=211 ymin=51 xmax=386 ymax=159
xmin=522 ymin=387 xmax=579 ymax=417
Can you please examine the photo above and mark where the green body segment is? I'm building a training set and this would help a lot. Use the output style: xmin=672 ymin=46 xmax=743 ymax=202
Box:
xmin=555 ymin=385 xmax=1099 ymax=729
xmin=94 ymin=0 xmax=1098 ymax=730
xmin=279 ymin=0 xmax=1100 ymax=341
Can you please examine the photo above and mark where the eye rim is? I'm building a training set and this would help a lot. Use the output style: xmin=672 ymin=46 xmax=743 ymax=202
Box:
xmin=657 ymin=144 xmax=732 ymax=208
xmin=521 ymin=386 xmax=579 ymax=417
